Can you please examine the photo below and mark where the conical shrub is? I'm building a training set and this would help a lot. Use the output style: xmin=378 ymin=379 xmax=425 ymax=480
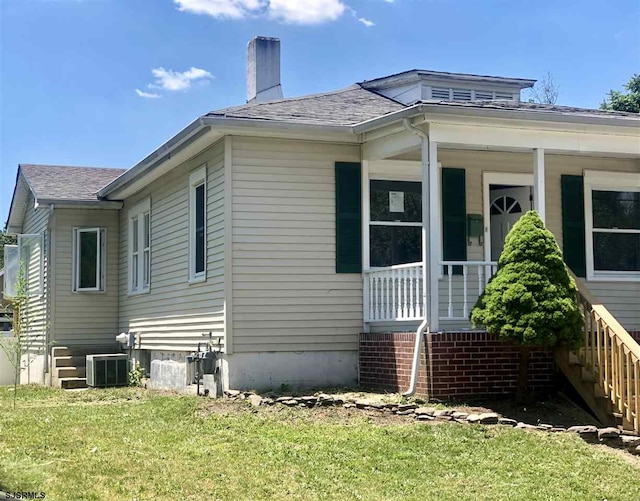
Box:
xmin=471 ymin=211 xmax=583 ymax=349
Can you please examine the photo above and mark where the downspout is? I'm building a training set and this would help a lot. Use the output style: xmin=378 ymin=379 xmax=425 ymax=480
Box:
xmin=402 ymin=118 xmax=432 ymax=397
xmin=42 ymin=203 xmax=54 ymax=383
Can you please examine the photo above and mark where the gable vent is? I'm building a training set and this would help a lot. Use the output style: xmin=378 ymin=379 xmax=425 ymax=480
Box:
xmin=452 ymin=89 xmax=472 ymax=101
xmin=494 ymin=91 xmax=514 ymax=100
xmin=474 ymin=90 xmax=493 ymax=100
xmin=432 ymin=87 xmax=451 ymax=100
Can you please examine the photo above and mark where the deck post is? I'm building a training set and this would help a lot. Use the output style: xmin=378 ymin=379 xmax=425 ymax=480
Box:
xmin=362 ymin=160 xmax=371 ymax=333
xmin=428 ymin=140 xmax=440 ymax=332
xmin=533 ymin=148 xmax=546 ymax=223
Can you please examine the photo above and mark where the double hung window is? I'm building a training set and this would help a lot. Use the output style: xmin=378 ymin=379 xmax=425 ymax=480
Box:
xmin=369 ymin=180 xmax=422 ymax=268
xmin=129 ymin=199 xmax=151 ymax=294
xmin=585 ymin=171 xmax=640 ymax=280
xmin=73 ymin=228 xmax=106 ymax=292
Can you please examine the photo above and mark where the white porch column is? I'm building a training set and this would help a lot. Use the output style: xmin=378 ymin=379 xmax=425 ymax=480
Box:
xmin=533 ymin=148 xmax=546 ymax=223
xmin=428 ymin=140 xmax=440 ymax=332
xmin=362 ymin=160 xmax=370 ymax=333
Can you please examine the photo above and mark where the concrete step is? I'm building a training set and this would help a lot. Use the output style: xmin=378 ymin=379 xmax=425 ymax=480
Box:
xmin=56 ymin=366 xmax=86 ymax=379
xmin=51 ymin=346 xmax=73 ymax=358
xmin=54 ymin=355 xmax=86 ymax=368
xmin=52 ymin=345 xmax=121 ymax=358
xmin=59 ymin=377 xmax=87 ymax=390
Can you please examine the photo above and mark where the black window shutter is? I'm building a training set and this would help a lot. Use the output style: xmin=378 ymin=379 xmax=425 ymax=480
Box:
xmin=561 ymin=175 xmax=586 ymax=277
xmin=335 ymin=162 xmax=362 ymax=273
xmin=442 ymin=168 xmax=467 ymax=274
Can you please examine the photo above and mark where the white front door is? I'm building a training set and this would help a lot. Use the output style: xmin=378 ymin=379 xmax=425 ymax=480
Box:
xmin=489 ymin=186 xmax=532 ymax=260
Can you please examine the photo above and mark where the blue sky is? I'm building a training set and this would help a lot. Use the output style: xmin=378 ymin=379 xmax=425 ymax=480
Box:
xmin=1 ymin=0 xmax=639 ymax=227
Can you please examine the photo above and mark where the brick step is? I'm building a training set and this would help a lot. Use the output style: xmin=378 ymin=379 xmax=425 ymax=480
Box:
xmin=56 ymin=366 xmax=86 ymax=379
xmin=59 ymin=377 xmax=87 ymax=390
xmin=54 ymin=355 xmax=86 ymax=368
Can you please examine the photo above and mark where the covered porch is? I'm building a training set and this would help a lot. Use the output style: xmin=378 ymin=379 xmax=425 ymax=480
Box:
xmin=356 ymin=107 xmax=640 ymax=334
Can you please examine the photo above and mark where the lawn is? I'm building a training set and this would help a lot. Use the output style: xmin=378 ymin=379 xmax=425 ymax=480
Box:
xmin=0 ymin=386 xmax=638 ymax=501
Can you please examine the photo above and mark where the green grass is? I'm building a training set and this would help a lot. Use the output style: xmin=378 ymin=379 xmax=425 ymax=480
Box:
xmin=0 ymin=386 xmax=638 ymax=501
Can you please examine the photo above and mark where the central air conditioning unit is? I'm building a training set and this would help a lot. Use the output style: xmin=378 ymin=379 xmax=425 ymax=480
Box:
xmin=86 ymin=354 xmax=129 ymax=387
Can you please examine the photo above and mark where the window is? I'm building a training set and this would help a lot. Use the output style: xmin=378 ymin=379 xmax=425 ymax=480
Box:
xmin=189 ymin=166 xmax=207 ymax=282
xmin=369 ymin=180 xmax=422 ymax=267
xmin=129 ymin=199 xmax=151 ymax=294
xmin=585 ymin=171 xmax=640 ymax=281
xmin=73 ymin=228 xmax=105 ymax=291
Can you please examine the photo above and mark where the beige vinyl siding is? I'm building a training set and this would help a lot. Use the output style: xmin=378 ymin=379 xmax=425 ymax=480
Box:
xmin=438 ymin=150 xmax=640 ymax=331
xmin=231 ymin=137 xmax=362 ymax=353
xmin=118 ymin=140 xmax=225 ymax=352
xmin=52 ymin=209 xmax=119 ymax=345
xmin=21 ymin=194 xmax=49 ymax=351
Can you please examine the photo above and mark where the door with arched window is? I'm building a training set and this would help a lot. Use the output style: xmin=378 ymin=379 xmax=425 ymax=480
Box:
xmin=490 ymin=186 xmax=532 ymax=260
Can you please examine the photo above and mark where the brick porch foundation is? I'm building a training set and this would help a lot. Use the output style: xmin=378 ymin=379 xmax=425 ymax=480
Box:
xmin=359 ymin=331 xmax=556 ymax=399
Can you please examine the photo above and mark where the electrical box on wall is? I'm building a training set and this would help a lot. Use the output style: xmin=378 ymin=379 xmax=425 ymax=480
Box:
xmin=467 ymin=214 xmax=483 ymax=245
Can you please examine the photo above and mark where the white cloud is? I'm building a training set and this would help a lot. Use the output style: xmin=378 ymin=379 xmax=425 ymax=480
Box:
xmin=175 ymin=0 xmax=347 ymax=24
xmin=150 ymin=67 xmax=213 ymax=91
xmin=383 ymin=0 xmax=395 ymax=3
xmin=268 ymin=0 xmax=346 ymax=24
xmin=174 ymin=0 xmax=266 ymax=19
xmin=135 ymin=89 xmax=161 ymax=98
xmin=358 ymin=17 xmax=374 ymax=27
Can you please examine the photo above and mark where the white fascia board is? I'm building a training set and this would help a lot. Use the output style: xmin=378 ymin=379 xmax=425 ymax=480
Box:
xmin=98 ymin=118 xmax=210 ymax=199
xmin=354 ymin=104 xmax=640 ymax=135
xmin=99 ymin=117 xmax=357 ymax=201
xmin=202 ymin=117 xmax=359 ymax=145
xmin=35 ymin=199 xmax=124 ymax=210
xmin=429 ymin=122 xmax=640 ymax=156
xmin=102 ymin=129 xmax=223 ymax=200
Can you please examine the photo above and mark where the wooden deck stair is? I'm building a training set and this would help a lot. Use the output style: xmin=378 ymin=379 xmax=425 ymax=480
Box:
xmin=557 ymin=272 xmax=640 ymax=434
xmin=51 ymin=345 xmax=121 ymax=389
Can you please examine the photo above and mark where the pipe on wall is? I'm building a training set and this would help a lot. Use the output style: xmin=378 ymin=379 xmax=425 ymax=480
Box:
xmin=401 ymin=118 xmax=433 ymax=397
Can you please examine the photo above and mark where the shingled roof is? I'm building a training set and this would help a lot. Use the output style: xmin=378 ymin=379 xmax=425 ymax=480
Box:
xmin=206 ymin=84 xmax=406 ymax=126
xmin=20 ymin=164 xmax=126 ymax=202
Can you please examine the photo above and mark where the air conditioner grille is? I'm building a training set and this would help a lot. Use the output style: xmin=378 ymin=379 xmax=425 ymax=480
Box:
xmin=86 ymin=354 xmax=129 ymax=387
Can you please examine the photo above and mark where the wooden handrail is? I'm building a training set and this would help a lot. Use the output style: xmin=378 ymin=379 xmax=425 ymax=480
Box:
xmin=567 ymin=269 xmax=640 ymax=434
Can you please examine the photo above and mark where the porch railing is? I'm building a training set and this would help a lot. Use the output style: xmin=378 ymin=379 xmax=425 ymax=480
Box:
xmin=571 ymin=272 xmax=640 ymax=434
xmin=364 ymin=262 xmax=423 ymax=322
xmin=440 ymin=261 xmax=497 ymax=321
xmin=363 ymin=261 xmax=497 ymax=323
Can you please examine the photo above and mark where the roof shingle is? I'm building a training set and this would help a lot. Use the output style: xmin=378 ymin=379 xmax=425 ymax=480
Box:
xmin=20 ymin=164 xmax=126 ymax=202
xmin=206 ymin=85 xmax=406 ymax=126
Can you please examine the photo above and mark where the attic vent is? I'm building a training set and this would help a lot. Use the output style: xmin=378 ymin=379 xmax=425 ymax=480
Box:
xmin=494 ymin=91 xmax=514 ymax=100
xmin=474 ymin=90 xmax=493 ymax=100
xmin=431 ymin=87 xmax=451 ymax=100
xmin=452 ymin=89 xmax=472 ymax=101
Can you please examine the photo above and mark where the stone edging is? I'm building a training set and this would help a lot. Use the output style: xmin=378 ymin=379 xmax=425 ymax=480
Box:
xmin=223 ymin=390 xmax=640 ymax=456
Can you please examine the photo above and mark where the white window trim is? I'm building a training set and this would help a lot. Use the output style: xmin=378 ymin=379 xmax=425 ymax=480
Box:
xmin=189 ymin=165 xmax=207 ymax=284
xmin=128 ymin=198 xmax=151 ymax=295
xmin=17 ymin=233 xmax=44 ymax=296
xmin=584 ymin=170 xmax=640 ymax=282
xmin=72 ymin=227 xmax=106 ymax=292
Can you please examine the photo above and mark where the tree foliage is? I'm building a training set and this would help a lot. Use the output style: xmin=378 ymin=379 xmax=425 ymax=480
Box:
xmin=471 ymin=211 xmax=583 ymax=349
xmin=601 ymin=74 xmax=640 ymax=113
xmin=0 ymin=230 xmax=17 ymax=270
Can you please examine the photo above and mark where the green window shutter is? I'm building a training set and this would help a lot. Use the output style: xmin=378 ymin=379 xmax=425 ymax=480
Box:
xmin=442 ymin=168 xmax=467 ymax=275
xmin=335 ymin=162 xmax=362 ymax=273
xmin=561 ymin=175 xmax=586 ymax=277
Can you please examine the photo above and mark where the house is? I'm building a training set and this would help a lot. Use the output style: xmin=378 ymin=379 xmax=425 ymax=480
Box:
xmin=3 ymin=38 xmax=639 ymax=418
